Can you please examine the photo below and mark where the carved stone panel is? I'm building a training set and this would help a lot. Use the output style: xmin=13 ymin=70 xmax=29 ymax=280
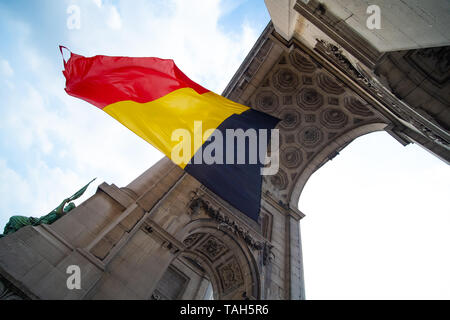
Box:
xmin=281 ymin=146 xmax=303 ymax=169
xmin=344 ymin=97 xmax=374 ymax=117
xmin=183 ymin=233 xmax=205 ymax=248
xmin=255 ymin=90 xmax=279 ymax=113
xmin=289 ymin=50 xmax=317 ymax=73
xmin=273 ymin=68 xmax=299 ymax=93
xmin=298 ymin=126 xmax=324 ymax=148
xmin=317 ymin=73 xmax=346 ymax=95
xmin=320 ymin=108 xmax=349 ymax=129
xmin=197 ymin=235 xmax=228 ymax=262
xmin=296 ymin=87 xmax=324 ymax=111
xmin=278 ymin=108 xmax=302 ymax=131
xmin=217 ymin=257 xmax=244 ymax=293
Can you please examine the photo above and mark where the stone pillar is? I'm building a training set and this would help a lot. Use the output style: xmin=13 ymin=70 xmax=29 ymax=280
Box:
xmin=289 ymin=215 xmax=305 ymax=300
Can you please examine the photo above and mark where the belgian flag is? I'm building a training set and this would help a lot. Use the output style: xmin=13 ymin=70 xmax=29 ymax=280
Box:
xmin=61 ymin=47 xmax=279 ymax=221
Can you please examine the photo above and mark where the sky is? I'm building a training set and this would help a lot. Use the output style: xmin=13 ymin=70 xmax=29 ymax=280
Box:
xmin=0 ymin=0 xmax=448 ymax=299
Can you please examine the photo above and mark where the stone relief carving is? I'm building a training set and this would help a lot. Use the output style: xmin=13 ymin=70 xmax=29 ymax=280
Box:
xmin=255 ymin=90 xmax=279 ymax=113
xmin=142 ymin=223 xmax=181 ymax=255
xmin=317 ymin=73 xmax=346 ymax=95
xmin=262 ymin=241 xmax=275 ymax=266
xmin=183 ymin=233 xmax=204 ymax=248
xmin=197 ymin=235 xmax=227 ymax=262
xmin=298 ymin=125 xmax=323 ymax=148
xmin=344 ymin=96 xmax=375 ymax=117
xmin=289 ymin=50 xmax=317 ymax=73
xmin=273 ymin=68 xmax=299 ymax=93
xmin=296 ymin=87 xmax=324 ymax=111
xmin=280 ymin=146 xmax=303 ymax=169
xmin=217 ymin=257 xmax=244 ymax=292
xmin=320 ymin=108 xmax=349 ymax=129
xmin=278 ymin=108 xmax=302 ymax=131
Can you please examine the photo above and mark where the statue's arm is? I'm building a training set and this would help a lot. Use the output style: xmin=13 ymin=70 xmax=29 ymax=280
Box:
xmin=54 ymin=198 xmax=70 ymax=214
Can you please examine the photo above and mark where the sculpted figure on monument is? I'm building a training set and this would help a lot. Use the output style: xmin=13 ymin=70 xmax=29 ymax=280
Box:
xmin=0 ymin=178 xmax=96 ymax=237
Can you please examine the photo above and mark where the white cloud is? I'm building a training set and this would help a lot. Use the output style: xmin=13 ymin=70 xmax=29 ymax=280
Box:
xmin=67 ymin=0 xmax=258 ymax=92
xmin=0 ymin=58 xmax=14 ymax=77
xmin=107 ymin=6 xmax=122 ymax=29
xmin=92 ymin=0 xmax=102 ymax=8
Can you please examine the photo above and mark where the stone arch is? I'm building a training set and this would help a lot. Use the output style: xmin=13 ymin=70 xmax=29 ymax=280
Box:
xmin=251 ymin=48 xmax=392 ymax=210
xmin=178 ymin=219 xmax=261 ymax=300
xmin=179 ymin=250 xmax=222 ymax=300
xmin=289 ymin=122 xmax=388 ymax=209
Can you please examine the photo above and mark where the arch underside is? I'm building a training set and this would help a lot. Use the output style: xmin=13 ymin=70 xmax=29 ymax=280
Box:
xmin=246 ymin=48 xmax=390 ymax=210
xmin=173 ymin=220 xmax=261 ymax=300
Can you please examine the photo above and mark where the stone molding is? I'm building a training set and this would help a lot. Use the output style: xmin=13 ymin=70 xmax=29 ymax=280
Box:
xmin=142 ymin=219 xmax=184 ymax=255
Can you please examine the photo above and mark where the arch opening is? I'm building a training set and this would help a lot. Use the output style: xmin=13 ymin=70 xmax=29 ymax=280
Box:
xmin=289 ymin=122 xmax=388 ymax=210
xmin=152 ymin=223 xmax=261 ymax=300
xmin=297 ymin=131 xmax=450 ymax=299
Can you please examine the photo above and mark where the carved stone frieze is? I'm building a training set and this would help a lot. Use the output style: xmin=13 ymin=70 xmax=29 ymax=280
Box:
xmin=315 ymin=39 xmax=449 ymax=148
xmin=187 ymin=190 xmax=272 ymax=256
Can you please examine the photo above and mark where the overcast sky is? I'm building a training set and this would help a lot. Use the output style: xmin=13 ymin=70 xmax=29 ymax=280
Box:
xmin=0 ymin=0 xmax=448 ymax=299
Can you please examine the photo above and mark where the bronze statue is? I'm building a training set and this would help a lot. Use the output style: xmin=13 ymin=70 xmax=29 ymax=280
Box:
xmin=0 ymin=178 xmax=96 ymax=238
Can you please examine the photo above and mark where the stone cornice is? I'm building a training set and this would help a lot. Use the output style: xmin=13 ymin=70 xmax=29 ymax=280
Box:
xmin=222 ymin=22 xmax=275 ymax=100
xmin=313 ymin=39 xmax=450 ymax=152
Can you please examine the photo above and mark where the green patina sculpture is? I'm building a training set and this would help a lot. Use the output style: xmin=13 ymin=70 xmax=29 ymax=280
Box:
xmin=0 ymin=178 xmax=96 ymax=238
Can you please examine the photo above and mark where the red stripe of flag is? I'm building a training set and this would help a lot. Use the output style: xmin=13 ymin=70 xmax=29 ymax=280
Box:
xmin=63 ymin=53 xmax=209 ymax=109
